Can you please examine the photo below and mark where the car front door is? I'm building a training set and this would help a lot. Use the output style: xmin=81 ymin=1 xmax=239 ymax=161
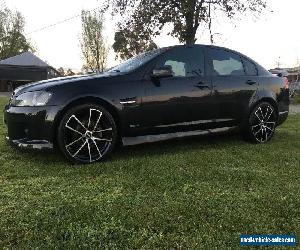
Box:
xmin=208 ymin=48 xmax=259 ymax=126
xmin=141 ymin=46 xmax=213 ymax=134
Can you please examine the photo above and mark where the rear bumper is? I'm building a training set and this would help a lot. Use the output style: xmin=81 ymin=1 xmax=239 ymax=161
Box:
xmin=277 ymin=110 xmax=289 ymax=126
xmin=277 ymin=88 xmax=289 ymax=126
xmin=3 ymin=104 xmax=61 ymax=149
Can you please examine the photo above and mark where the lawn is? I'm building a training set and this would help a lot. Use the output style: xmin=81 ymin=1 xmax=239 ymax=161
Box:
xmin=0 ymin=97 xmax=300 ymax=249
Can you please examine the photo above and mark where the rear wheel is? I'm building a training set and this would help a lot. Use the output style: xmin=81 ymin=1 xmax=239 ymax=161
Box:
xmin=246 ymin=102 xmax=277 ymax=143
xmin=57 ymin=104 xmax=117 ymax=164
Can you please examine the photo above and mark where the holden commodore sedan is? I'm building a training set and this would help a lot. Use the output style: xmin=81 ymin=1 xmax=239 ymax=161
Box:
xmin=4 ymin=45 xmax=290 ymax=163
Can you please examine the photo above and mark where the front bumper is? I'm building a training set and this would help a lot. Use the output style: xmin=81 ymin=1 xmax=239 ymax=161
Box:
xmin=4 ymin=104 xmax=61 ymax=149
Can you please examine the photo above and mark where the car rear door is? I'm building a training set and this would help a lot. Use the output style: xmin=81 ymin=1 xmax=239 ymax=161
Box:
xmin=208 ymin=47 xmax=259 ymax=125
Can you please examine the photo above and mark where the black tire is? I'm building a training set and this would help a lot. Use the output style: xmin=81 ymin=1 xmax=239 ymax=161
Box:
xmin=244 ymin=102 xmax=277 ymax=143
xmin=57 ymin=103 xmax=118 ymax=164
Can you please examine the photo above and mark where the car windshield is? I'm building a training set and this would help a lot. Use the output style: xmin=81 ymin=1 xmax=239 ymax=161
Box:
xmin=107 ymin=48 xmax=164 ymax=73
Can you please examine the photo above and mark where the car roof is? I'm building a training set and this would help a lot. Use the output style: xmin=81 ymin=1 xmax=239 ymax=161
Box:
xmin=164 ymin=44 xmax=253 ymax=62
xmin=164 ymin=44 xmax=249 ymax=58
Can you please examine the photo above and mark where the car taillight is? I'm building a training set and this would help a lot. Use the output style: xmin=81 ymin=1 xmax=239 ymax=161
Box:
xmin=283 ymin=77 xmax=289 ymax=89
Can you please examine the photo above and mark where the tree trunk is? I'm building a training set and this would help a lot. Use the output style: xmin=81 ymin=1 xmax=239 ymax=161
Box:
xmin=185 ymin=29 xmax=196 ymax=44
xmin=184 ymin=0 xmax=197 ymax=45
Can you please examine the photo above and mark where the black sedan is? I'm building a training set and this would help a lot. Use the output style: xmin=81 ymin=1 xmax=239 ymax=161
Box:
xmin=4 ymin=45 xmax=290 ymax=163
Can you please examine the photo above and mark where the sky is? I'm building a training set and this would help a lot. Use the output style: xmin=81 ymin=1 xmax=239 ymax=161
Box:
xmin=4 ymin=0 xmax=300 ymax=70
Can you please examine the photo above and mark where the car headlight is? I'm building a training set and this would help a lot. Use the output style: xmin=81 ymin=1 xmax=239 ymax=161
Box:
xmin=11 ymin=91 xmax=52 ymax=107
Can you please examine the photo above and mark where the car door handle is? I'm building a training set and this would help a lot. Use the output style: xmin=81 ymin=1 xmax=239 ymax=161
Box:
xmin=194 ymin=84 xmax=210 ymax=90
xmin=120 ymin=97 xmax=137 ymax=105
xmin=194 ymin=81 xmax=209 ymax=87
xmin=246 ymin=80 xmax=257 ymax=85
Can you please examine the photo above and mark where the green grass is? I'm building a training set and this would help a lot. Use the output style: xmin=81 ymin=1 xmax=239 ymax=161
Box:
xmin=0 ymin=97 xmax=300 ymax=249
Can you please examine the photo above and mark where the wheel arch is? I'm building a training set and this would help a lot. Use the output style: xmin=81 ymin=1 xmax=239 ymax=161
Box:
xmin=53 ymin=96 xmax=122 ymax=147
xmin=250 ymin=97 xmax=279 ymax=117
xmin=240 ymin=96 xmax=279 ymax=130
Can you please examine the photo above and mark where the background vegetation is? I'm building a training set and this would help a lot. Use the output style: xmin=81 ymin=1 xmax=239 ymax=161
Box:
xmin=0 ymin=8 xmax=34 ymax=60
xmin=80 ymin=10 xmax=109 ymax=72
xmin=105 ymin=0 xmax=267 ymax=59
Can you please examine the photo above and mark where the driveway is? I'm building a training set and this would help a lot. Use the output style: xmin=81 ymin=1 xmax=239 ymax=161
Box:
xmin=290 ymin=105 xmax=300 ymax=114
xmin=0 ymin=92 xmax=11 ymax=98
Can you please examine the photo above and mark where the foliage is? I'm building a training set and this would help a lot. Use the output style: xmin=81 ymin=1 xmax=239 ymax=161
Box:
xmin=113 ymin=27 xmax=158 ymax=61
xmin=0 ymin=8 xmax=34 ymax=60
xmin=57 ymin=67 xmax=65 ymax=76
xmin=0 ymin=97 xmax=300 ymax=248
xmin=104 ymin=0 xmax=267 ymax=59
xmin=80 ymin=10 xmax=109 ymax=72
xmin=57 ymin=67 xmax=77 ymax=77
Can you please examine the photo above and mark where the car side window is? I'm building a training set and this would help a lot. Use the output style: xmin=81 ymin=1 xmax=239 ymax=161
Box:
xmin=243 ymin=58 xmax=258 ymax=76
xmin=164 ymin=60 xmax=186 ymax=77
xmin=156 ymin=47 xmax=205 ymax=77
xmin=210 ymin=48 xmax=245 ymax=76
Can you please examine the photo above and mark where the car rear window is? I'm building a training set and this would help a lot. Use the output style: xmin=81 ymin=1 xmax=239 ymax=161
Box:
xmin=243 ymin=58 xmax=258 ymax=76
xmin=209 ymin=48 xmax=245 ymax=76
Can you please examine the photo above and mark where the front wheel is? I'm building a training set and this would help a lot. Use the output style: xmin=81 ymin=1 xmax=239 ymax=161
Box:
xmin=246 ymin=102 xmax=277 ymax=143
xmin=57 ymin=104 xmax=118 ymax=164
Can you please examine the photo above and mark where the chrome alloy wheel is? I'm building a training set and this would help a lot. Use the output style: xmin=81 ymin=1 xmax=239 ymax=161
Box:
xmin=62 ymin=106 xmax=116 ymax=163
xmin=250 ymin=103 xmax=276 ymax=143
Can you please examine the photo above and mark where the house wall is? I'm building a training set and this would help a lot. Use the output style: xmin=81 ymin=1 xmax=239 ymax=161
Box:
xmin=0 ymin=80 xmax=8 ymax=92
xmin=0 ymin=80 xmax=33 ymax=92
xmin=0 ymin=65 xmax=56 ymax=91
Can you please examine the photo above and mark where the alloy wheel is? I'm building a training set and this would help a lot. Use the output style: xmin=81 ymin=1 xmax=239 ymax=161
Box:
xmin=249 ymin=103 xmax=276 ymax=143
xmin=60 ymin=105 xmax=116 ymax=163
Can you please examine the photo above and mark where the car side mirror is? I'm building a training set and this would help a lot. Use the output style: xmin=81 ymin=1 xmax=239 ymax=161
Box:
xmin=151 ymin=66 xmax=174 ymax=78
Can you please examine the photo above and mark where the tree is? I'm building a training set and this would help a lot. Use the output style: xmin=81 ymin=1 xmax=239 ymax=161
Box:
xmin=57 ymin=67 xmax=65 ymax=76
xmin=0 ymin=8 xmax=34 ymax=60
xmin=113 ymin=27 xmax=157 ymax=60
xmin=104 ymin=0 xmax=267 ymax=59
xmin=80 ymin=10 xmax=109 ymax=72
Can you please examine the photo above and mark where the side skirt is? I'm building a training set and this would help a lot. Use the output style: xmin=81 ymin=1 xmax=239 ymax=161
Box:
xmin=122 ymin=126 xmax=238 ymax=146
